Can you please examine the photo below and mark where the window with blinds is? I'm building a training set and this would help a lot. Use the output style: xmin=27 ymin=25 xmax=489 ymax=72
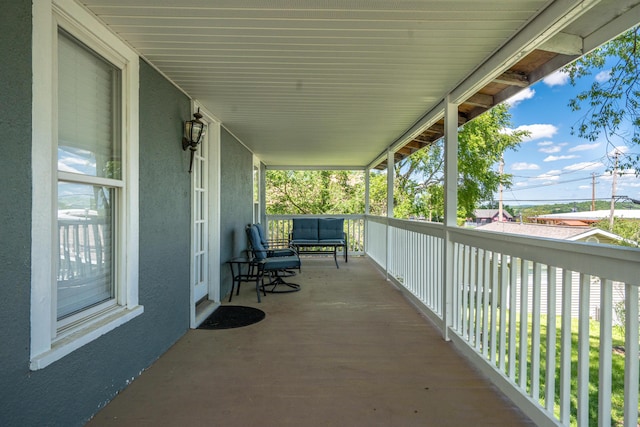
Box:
xmin=56 ymin=30 xmax=121 ymax=321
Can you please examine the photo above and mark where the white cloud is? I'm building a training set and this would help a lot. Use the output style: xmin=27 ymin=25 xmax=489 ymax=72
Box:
xmin=544 ymin=155 xmax=579 ymax=162
xmin=533 ymin=172 xmax=561 ymax=181
xmin=511 ymin=162 xmax=540 ymax=171
xmin=578 ymin=185 xmax=590 ymax=190
xmin=563 ymin=161 xmax=604 ymax=171
xmin=568 ymin=143 xmax=600 ymax=152
xmin=511 ymin=124 xmax=558 ymax=142
xmin=537 ymin=141 xmax=554 ymax=147
xmin=543 ymin=70 xmax=570 ymax=87
xmin=504 ymin=88 xmax=535 ymax=106
xmin=539 ymin=145 xmax=561 ymax=154
xmin=595 ymin=69 xmax=611 ymax=83
xmin=608 ymin=145 xmax=630 ymax=156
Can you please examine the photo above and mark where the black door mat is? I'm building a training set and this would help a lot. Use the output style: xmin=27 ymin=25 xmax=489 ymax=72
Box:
xmin=197 ymin=305 xmax=266 ymax=330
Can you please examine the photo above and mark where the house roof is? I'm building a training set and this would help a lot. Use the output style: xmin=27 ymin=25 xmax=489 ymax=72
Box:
xmin=477 ymin=218 xmax=635 ymax=246
xmin=476 ymin=222 xmax=594 ymax=240
xmin=474 ymin=209 xmax=513 ymax=219
xmin=533 ymin=209 xmax=640 ymax=222
xmin=82 ymin=0 xmax=640 ymax=169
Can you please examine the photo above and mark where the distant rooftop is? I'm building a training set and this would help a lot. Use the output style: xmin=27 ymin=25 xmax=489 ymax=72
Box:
xmin=532 ymin=209 xmax=640 ymax=222
xmin=476 ymin=222 xmax=594 ymax=240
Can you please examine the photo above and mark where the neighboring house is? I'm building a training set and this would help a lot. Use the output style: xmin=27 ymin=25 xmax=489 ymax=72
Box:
xmin=531 ymin=209 xmax=640 ymax=225
xmin=473 ymin=209 xmax=513 ymax=224
xmin=475 ymin=222 xmax=628 ymax=322
xmin=476 ymin=221 xmax=627 ymax=245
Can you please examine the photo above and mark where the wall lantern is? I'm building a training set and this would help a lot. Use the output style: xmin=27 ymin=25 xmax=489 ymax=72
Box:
xmin=182 ymin=108 xmax=205 ymax=173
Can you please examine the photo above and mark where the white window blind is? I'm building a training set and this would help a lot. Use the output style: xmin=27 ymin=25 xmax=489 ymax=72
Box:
xmin=57 ymin=30 xmax=121 ymax=320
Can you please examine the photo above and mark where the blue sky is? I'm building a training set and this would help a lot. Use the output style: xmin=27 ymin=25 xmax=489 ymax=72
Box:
xmin=499 ymin=63 xmax=640 ymax=208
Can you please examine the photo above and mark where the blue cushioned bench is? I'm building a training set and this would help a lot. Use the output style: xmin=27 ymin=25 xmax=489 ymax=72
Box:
xmin=289 ymin=218 xmax=348 ymax=268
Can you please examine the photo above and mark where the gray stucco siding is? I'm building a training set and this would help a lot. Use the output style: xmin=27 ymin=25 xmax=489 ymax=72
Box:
xmin=0 ymin=16 xmax=193 ymax=422
xmin=219 ymin=128 xmax=254 ymax=298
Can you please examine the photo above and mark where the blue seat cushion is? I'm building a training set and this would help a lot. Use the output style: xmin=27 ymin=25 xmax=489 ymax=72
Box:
xmin=318 ymin=218 xmax=344 ymax=240
xmin=263 ymin=256 xmax=300 ymax=271
xmin=292 ymin=218 xmax=318 ymax=240
xmin=246 ymin=225 xmax=268 ymax=260
xmin=255 ymin=223 xmax=270 ymax=248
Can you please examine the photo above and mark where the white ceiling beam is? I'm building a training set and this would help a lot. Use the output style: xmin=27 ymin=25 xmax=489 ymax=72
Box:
xmin=450 ymin=0 xmax=601 ymax=105
xmin=538 ymin=31 xmax=584 ymax=55
xmin=583 ymin=2 xmax=640 ymax=52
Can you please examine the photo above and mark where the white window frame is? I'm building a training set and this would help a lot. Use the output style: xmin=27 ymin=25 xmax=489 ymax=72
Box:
xmin=30 ymin=0 xmax=142 ymax=370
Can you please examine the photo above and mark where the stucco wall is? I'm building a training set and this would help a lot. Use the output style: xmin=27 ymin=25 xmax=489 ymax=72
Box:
xmin=219 ymin=128 xmax=254 ymax=298
xmin=0 ymin=10 xmax=193 ymax=421
xmin=0 ymin=0 xmax=35 ymax=421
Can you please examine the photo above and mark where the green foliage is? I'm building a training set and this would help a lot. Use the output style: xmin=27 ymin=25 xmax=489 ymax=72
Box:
xmin=389 ymin=103 xmax=528 ymax=219
xmin=457 ymin=104 xmax=528 ymax=216
xmin=266 ymin=105 xmax=527 ymax=220
xmin=564 ymin=26 xmax=640 ymax=171
xmin=266 ymin=170 xmax=365 ymax=214
xmin=593 ymin=217 xmax=640 ymax=245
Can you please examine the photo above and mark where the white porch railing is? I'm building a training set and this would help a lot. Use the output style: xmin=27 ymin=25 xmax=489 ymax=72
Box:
xmin=266 ymin=214 xmax=365 ymax=255
xmin=365 ymin=215 xmax=639 ymax=427
xmin=268 ymin=214 xmax=639 ymax=426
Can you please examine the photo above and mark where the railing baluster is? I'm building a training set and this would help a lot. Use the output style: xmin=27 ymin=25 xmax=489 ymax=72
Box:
xmin=462 ymin=245 xmax=469 ymax=341
xmin=530 ymin=262 xmax=541 ymax=402
xmin=577 ymin=273 xmax=591 ymax=426
xmin=499 ymin=253 xmax=508 ymax=373
xmin=508 ymin=256 xmax=518 ymax=381
xmin=519 ymin=259 xmax=529 ymax=390
xmin=598 ymin=278 xmax=612 ymax=427
xmin=482 ymin=249 xmax=490 ymax=358
xmin=490 ymin=251 xmax=498 ymax=366
xmin=473 ymin=248 xmax=484 ymax=351
xmin=623 ymin=283 xmax=639 ymax=427
xmin=545 ymin=266 xmax=557 ymax=414
xmin=560 ymin=269 xmax=572 ymax=426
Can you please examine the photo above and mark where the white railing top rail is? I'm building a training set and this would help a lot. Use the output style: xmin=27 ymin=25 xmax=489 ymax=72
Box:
xmin=448 ymin=227 xmax=639 ymax=286
xmin=364 ymin=215 xmax=638 ymax=285
xmin=366 ymin=215 xmax=446 ymax=238
xmin=268 ymin=214 xmax=365 ymax=220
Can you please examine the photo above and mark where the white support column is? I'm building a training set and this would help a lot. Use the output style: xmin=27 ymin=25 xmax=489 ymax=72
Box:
xmin=364 ymin=168 xmax=370 ymax=216
xmin=386 ymin=150 xmax=394 ymax=279
xmin=442 ymin=95 xmax=458 ymax=340
xmin=364 ymin=168 xmax=370 ymax=254
xmin=386 ymin=150 xmax=394 ymax=219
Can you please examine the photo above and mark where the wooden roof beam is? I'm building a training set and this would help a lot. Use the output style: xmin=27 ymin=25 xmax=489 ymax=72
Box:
xmin=464 ymin=93 xmax=494 ymax=109
xmin=493 ymin=71 xmax=529 ymax=87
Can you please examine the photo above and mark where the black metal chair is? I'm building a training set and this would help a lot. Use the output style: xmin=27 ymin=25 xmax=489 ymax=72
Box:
xmin=246 ymin=224 xmax=301 ymax=293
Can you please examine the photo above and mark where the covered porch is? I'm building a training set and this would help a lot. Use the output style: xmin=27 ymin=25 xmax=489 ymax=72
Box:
xmin=88 ymin=257 xmax=533 ymax=426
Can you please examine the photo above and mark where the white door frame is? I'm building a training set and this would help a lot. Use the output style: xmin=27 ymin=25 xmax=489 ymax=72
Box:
xmin=190 ymin=101 xmax=221 ymax=328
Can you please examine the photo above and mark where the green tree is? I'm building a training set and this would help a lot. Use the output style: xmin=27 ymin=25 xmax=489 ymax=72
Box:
xmin=266 ymin=105 xmax=527 ymax=220
xmin=385 ymin=103 xmax=528 ymax=220
xmin=266 ymin=170 xmax=365 ymax=214
xmin=593 ymin=217 xmax=640 ymax=246
xmin=564 ymin=25 xmax=640 ymax=171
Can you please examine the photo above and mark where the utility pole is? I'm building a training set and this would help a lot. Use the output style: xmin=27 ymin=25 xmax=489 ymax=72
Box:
xmin=591 ymin=173 xmax=596 ymax=211
xmin=609 ymin=152 xmax=619 ymax=231
xmin=498 ymin=156 xmax=504 ymax=222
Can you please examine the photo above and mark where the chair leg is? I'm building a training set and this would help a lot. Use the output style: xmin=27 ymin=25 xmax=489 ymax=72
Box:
xmin=262 ymin=270 xmax=300 ymax=293
xmin=255 ymin=275 xmax=262 ymax=303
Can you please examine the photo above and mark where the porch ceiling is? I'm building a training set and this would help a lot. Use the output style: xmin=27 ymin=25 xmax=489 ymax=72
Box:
xmin=81 ymin=0 xmax=640 ymax=169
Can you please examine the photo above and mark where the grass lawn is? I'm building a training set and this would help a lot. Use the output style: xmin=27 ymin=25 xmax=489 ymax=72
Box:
xmin=477 ymin=310 xmax=637 ymax=426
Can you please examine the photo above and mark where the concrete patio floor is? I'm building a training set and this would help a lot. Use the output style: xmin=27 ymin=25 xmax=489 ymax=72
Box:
xmin=87 ymin=257 xmax=534 ymax=427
